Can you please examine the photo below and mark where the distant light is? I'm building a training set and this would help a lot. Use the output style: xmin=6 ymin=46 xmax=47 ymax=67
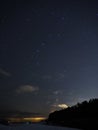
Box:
xmin=7 ymin=117 xmax=46 ymax=123
xmin=24 ymin=117 xmax=46 ymax=122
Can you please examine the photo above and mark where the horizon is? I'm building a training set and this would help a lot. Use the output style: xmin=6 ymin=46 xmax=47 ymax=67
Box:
xmin=0 ymin=98 xmax=97 ymax=119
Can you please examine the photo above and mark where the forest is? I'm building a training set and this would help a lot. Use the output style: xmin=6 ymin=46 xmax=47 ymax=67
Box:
xmin=47 ymin=99 xmax=98 ymax=130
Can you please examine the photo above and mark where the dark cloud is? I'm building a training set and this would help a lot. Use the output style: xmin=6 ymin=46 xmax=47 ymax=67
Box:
xmin=0 ymin=68 xmax=11 ymax=77
xmin=0 ymin=110 xmax=42 ymax=118
xmin=16 ymin=85 xmax=39 ymax=94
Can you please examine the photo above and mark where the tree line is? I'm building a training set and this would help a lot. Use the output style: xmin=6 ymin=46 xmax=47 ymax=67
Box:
xmin=47 ymin=99 xmax=98 ymax=130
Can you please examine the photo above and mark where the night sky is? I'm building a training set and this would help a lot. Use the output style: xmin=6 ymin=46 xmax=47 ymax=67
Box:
xmin=0 ymin=0 xmax=98 ymax=117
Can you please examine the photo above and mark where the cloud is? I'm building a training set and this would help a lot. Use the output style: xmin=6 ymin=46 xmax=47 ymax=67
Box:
xmin=31 ymin=71 xmax=66 ymax=81
xmin=0 ymin=111 xmax=42 ymax=117
xmin=53 ymin=90 xmax=62 ymax=95
xmin=0 ymin=68 xmax=11 ymax=77
xmin=16 ymin=85 xmax=39 ymax=94
xmin=42 ymin=72 xmax=65 ymax=81
xmin=55 ymin=72 xmax=65 ymax=81
xmin=32 ymin=73 xmax=52 ymax=81
xmin=52 ymin=103 xmax=68 ymax=110
xmin=58 ymin=104 xmax=68 ymax=109
xmin=53 ymin=91 xmax=59 ymax=95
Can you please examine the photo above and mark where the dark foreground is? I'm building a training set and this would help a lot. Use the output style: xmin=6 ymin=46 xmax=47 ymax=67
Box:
xmin=47 ymin=99 xmax=98 ymax=130
xmin=0 ymin=123 xmax=81 ymax=130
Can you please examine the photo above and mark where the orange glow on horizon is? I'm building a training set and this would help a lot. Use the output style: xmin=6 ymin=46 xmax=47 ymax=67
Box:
xmin=7 ymin=117 xmax=46 ymax=123
xmin=24 ymin=117 xmax=46 ymax=122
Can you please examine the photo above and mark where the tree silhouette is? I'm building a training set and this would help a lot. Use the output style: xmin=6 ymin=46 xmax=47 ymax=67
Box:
xmin=47 ymin=98 xmax=98 ymax=130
